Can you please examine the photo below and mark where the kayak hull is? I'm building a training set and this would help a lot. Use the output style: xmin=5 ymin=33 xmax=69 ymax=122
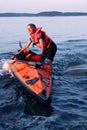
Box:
xmin=9 ymin=61 xmax=52 ymax=102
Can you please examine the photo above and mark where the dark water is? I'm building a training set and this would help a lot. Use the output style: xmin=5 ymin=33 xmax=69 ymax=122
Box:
xmin=0 ymin=39 xmax=87 ymax=130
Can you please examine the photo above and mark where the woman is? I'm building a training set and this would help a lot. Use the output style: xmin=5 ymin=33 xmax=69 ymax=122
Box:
xmin=16 ymin=23 xmax=57 ymax=64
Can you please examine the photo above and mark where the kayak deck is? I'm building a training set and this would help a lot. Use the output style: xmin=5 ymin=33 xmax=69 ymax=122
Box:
xmin=9 ymin=61 xmax=52 ymax=102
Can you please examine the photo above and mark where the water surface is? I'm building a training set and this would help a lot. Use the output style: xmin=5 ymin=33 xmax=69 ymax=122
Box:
xmin=0 ymin=16 xmax=87 ymax=130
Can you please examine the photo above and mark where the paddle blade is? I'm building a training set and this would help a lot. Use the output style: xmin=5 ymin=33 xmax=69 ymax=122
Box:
xmin=19 ymin=41 xmax=22 ymax=49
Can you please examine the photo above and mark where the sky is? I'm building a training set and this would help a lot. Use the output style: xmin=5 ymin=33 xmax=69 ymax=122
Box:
xmin=0 ymin=0 xmax=87 ymax=13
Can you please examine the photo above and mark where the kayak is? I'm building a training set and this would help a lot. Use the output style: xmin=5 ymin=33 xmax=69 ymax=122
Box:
xmin=9 ymin=60 xmax=52 ymax=102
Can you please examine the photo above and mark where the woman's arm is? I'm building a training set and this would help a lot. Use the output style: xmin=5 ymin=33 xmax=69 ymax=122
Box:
xmin=17 ymin=39 xmax=32 ymax=54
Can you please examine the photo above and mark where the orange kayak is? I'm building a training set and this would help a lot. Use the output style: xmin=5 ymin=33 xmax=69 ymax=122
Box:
xmin=9 ymin=60 xmax=52 ymax=102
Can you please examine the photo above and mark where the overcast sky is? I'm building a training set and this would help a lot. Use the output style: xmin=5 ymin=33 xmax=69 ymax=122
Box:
xmin=0 ymin=0 xmax=87 ymax=13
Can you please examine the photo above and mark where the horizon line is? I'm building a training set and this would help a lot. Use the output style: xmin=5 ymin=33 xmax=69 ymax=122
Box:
xmin=0 ymin=11 xmax=87 ymax=13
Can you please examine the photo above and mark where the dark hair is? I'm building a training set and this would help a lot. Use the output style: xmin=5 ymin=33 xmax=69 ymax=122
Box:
xmin=27 ymin=23 xmax=36 ymax=29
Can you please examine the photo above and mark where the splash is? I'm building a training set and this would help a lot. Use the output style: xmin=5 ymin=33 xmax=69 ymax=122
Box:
xmin=0 ymin=59 xmax=13 ymax=76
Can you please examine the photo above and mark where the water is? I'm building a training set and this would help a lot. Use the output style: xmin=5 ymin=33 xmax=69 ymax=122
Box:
xmin=0 ymin=16 xmax=87 ymax=130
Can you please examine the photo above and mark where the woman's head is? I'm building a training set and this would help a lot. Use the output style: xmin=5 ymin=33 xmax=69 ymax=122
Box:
xmin=27 ymin=23 xmax=37 ymax=35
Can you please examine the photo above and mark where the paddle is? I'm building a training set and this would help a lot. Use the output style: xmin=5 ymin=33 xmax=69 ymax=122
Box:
xmin=19 ymin=41 xmax=22 ymax=49
xmin=17 ymin=41 xmax=25 ymax=55
xmin=10 ymin=41 xmax=31 ymax=63
xmin=10 ymin=41 xmax=23 ymax=60
xmin=10 ymin=41 xmax=42 ymax=68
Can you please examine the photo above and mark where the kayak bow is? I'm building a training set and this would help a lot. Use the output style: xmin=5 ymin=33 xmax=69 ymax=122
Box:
xmin=9 ymin=60 xmax=52 ymax=102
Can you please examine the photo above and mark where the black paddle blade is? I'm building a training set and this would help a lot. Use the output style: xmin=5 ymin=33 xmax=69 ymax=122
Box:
xmin=19 ymin=41 xmax=22 ymax=49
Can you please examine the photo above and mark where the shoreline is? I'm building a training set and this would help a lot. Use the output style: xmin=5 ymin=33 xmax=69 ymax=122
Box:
xmin=0 ymin=11 xmax=87 ymax=17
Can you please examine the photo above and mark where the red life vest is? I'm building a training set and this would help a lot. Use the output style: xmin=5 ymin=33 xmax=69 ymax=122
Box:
xmin=30 ymin=27 xmax=51 ymax=48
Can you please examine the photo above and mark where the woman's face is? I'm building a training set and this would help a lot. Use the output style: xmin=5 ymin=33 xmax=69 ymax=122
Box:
xmin=27 ymin=25 xmax=35 ymax=35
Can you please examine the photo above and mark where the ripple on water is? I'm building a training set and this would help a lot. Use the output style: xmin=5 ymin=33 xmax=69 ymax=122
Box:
xmin=0 ymin=39 xmax=87 ymax=129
